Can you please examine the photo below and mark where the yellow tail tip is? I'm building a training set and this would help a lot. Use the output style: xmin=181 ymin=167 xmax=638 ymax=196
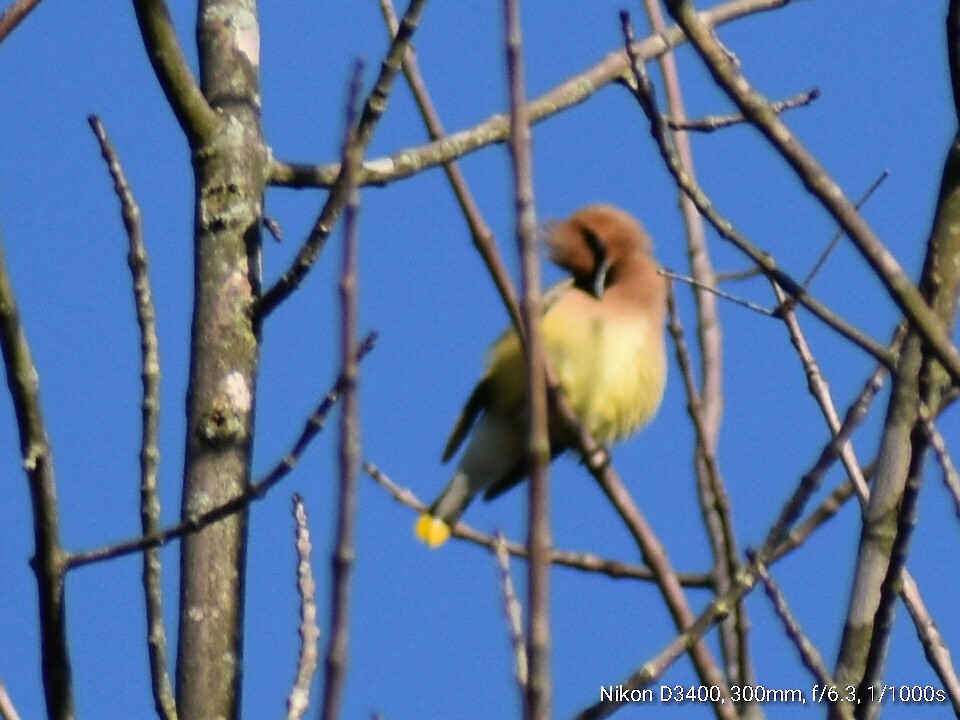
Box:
xmin=415 ymin=513 xmax=451 ymax=548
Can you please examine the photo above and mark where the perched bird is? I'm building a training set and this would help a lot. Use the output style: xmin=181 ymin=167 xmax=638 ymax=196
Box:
xmin=416 ymin=204 xmax=668 ymax=547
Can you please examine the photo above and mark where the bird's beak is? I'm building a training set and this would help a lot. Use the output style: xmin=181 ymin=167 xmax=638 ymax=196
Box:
xmin=584 ymin=229 xmax=609 ymax=299
xmin=591 ymin=257 xmax=609 ymax=299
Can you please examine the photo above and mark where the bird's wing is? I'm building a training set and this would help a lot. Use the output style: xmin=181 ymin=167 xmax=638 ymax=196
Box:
xmin=443 ymin=278 xmax=576 ymax=465
xmin=482 ymin=435 xmax=566 ymax=501
xmin=481 ymin=460 xmax=526 ymax=501
xmin=441 ymin=377 xmax=490 ymax=463
xmin=481 ymin=282 xmax=587 ymax=499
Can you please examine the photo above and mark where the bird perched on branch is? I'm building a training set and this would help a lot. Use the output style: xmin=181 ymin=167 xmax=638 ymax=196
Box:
xmin=416 ymin=204 xmax=668 ymax=548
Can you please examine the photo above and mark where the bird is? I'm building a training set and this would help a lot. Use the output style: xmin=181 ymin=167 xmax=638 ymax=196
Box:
xmin=415 ymin=204 xmax=668 ymax=548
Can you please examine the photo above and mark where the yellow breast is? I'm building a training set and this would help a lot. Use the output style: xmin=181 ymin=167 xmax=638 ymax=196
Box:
xmin=484 ymin=289 xmax=666 ymax=445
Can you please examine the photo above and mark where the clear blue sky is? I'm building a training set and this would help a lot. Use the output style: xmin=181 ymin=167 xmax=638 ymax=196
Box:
xmin=1 ymin=2 xmax=957 ymax=719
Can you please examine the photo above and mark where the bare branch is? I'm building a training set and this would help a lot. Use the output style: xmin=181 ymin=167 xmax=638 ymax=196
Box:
xmin=0 ymin=0 xmax=44 ymax=43
xmin=320 ymin=60 xmax=364 ymax=720
xmin=286 ymin=494 xmax=320 ymax=720
xmin=0 ymin=241 xmax=73 ymax=719
xmin=257 ymin=0 xmax=430 ymax=318
xmin=578 ymin=346 xmax=952 ymax=717
xmin=88 ymin=115 xmax=177 ymax=720
xmin=665 ymin=0 xmax=960 ymax=388
xmin=0 ymin=681 xmax=23 ymax=720
xmin=770 ymin=311 xmax=960 ymax=702
xmin=772 ymin=282 xmax=880 ymax=504
xmin=366 ymin=462 xmax=713 ymax=586
xmin=751 ymin=554 xmax=833 ymax=687
xmin=270 ymin=0 xmax=797 ymax=189
xmin=925 ymin=417 xmax=960 ymax=519
xmin=715 ymin=266 xmax=763 ymax=283
xmin=574 ymin=566 xmax=757 ymax=720
xmin=833 ymin=0 xmax=960 ymax=696
xmin=64 ymin=332 xmax=377 ymax=570
xmin=264 ymin=216 xmax=283 ymax=243
xmin=503 ymin=2 xmax=551 ymax=716
xmin=132 ymin=0 xmax=219 ymax=144
xmin=574 ymin=362 xmax=887 ymax=719
xmin=803 ymin=171 xmax=891 ymax=288
xmin=493 ymin=533 xmax=528 ymax=707
xmin=377 ymin=0 xmax=523 ymax=334
xmin=173 ymin=2 xmax=272 ymax=711
xmin=950 ymin=0 xmax=960 ymax=120
xmin=661 ymin=268 xmax=774 ymax=316
xmin=770 ymin=476 xmax=858 ymax=563
xmin=902 ymin=574 xmax=960 ymax=715
xmin=762 ymin=308 xmax=960 ymax=715
xmin=627 ymin=5 xmax=739 ymax=695
xmin=667 ymin=87 xmax=820 ymax=132
xmin=566 ymin=438 xmax=737 ymax=718
xmin=620 ymin=29 xmax=895 ymax=367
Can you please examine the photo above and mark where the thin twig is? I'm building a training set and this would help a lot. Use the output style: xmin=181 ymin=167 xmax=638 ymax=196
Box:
xmin=925 ymin=417 xmax=960 ymax=519
xmin=803 ymin=170 xmax=891 ymax=288
xmin=88 ymin=115 xmax=177 ymax=720
xmin=0 ymin=681 xmax=23 ymax=720
xmin=661 ymin=268 xmax=774 ymax=316
xmin=320 ymin=60 xmax=364 ymax=720
xmin=264 ymin=216 xmax=283 ymax=243
xmin=667 ymin=87 xmax=820 ymax=132
xmin=750 ymin=553 xmax=833 ymax=687
xmin=365 ymin=462 xmax=713 ymax=586
xmin=762 ymin=402 xmax=869 ymax=555
xmin=493 ymin=532 xmax=529 ymax=704
xmin=570 ymin=442 xmax=737 ymax=718
xmin=621 ymin=23 xmax=895 ymax=367
xmin=627 ymin=7 xmax=750 ymax=695
xmin=0 ymin=0 xmax=44 ymax=43
xmin=131 ymin=0 xmax=219 ymax=144
xmin=576 ymin=344 xmax=896 ymax=718
xmin=271 ymin=0 xmax=795 ymax=189
xmin=0 ymin=242 xmax=74 ymax=719
xmin=257 ymin=0 xmax=430 ymax=318
xmin=664 ymin=288 xmax=750 ymax=693
xmin=286 ymin=494 xmax=319 ymax=720
xmin=64 ymin=332 xmax=377 ymax=570
xmin=902 ymin=573 xmax=960 ymax=716
xmin=716 ymin=266 xmax=763 ymax=283
xmin=772 ymin=282 xmax=878 ymax=504
xmin=377 ymin=0 xmax=523 ymax=334
xmin=834 ymin=0 xmax=960 ymax=699
xmin=665 ymin=0 xmax=960 ymax=388
xmin=574 ymin=564 xmax=757 ymax=720
xmin=503 ymin=1 xmax=551 ymax=716
xmin=772 ymin=304 xmax=960 ymax=702
xmin=769 ymin=475 xmax=859 ymax=563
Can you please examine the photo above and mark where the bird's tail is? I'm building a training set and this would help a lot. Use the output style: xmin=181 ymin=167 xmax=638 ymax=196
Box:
xmin=414 ymin=470 xmax=476 ymax=548
xmin=417 ymin=410 xmax=524 ymax=548
xmin=415 ymin=513 xmax=452 ymax=547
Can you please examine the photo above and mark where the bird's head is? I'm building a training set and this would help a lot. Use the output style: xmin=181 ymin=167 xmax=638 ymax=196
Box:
xmin=545 ymin=204 xmax=654 ymax=299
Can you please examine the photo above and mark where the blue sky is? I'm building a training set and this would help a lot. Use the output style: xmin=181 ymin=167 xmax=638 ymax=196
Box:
xmin=1 ymin=2 xmax=957 ymax=719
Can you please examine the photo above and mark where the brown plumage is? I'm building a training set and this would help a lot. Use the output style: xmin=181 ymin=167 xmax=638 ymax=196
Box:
xmin=416 ymin=204 xmax=668 ymax=547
